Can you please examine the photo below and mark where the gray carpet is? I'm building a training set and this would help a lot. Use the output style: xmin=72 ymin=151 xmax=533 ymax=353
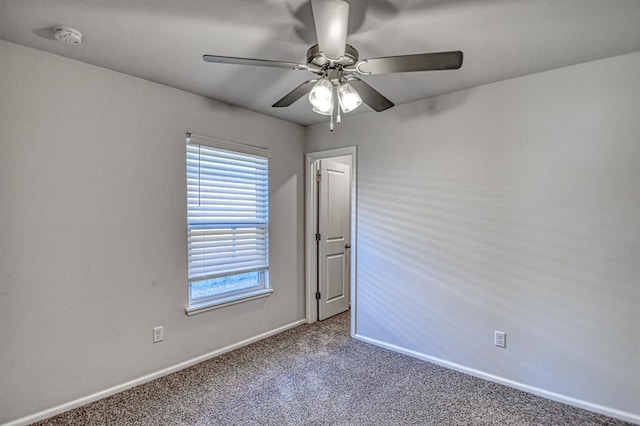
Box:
xmin=35 ymin=312 xmax=630 ymax=425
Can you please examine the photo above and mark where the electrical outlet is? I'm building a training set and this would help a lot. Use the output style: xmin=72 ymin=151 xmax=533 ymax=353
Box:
xmin=494 ymin=330 xmax=506 ymax=348
xmin=153 ymin=326 xmax=164 ymax=343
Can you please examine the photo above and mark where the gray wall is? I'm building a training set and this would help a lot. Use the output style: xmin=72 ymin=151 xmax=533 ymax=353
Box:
xmin=307 ymin=52 xmax=640 ymax=417
xmin=2 ymin=35 xmax=639 ymax=423
xmin=0 ymin=40 xmax=305 ymax=423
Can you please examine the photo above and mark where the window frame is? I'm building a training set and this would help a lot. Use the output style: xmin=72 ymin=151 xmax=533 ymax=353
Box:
xmin=185 ymin=133 xmax=272 ymax=316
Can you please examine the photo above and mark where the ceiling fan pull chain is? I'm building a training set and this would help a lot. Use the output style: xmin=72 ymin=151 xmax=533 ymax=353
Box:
xmin=330 ymin=103 xmax=335 ymax=132
xmin=332 ymin=86 xmax=341 ymax=130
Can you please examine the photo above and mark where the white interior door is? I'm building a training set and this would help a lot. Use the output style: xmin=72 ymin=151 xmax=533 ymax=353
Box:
xmin=317 ymin=159 xmax=351 ymax=320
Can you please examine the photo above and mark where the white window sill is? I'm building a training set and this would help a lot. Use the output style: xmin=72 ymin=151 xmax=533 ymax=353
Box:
xmin=185 ymin=288 xmax=274 ymax=316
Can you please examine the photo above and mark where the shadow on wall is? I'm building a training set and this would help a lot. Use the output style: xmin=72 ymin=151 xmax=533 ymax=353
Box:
xmin=354 ymin=164 xmax=638 ymax=398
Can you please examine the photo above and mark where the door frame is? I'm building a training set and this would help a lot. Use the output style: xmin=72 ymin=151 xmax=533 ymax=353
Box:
xmin=305 ymin=146 xmax=357 ymax=337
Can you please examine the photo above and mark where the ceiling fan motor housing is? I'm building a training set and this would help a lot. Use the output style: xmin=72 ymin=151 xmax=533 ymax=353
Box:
xmin=307 ymin=44 xmax=358 ymax=69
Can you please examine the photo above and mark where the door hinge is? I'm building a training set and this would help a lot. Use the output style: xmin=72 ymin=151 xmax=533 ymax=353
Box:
xmin=316 ymin=172 xmax=321 ymax=182
xmin=315 ymin=233 xmax=321 ymax=241
xmin=315 ymin=292 xmax=321 ymax=300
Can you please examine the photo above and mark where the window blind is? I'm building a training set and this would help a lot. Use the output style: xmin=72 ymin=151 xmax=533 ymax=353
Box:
xmin=186 ymin=141 xmax=269 ymax=282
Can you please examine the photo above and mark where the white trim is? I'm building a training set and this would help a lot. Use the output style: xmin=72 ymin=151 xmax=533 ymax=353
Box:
xmin=186 ymin=132 xmax=271 ymax=158
xmin=185 ymin=288 xmax=274 ymax=316
xmin=354 ymin=333 xmax=640 ymax=425
xmin=4 ymin=319 xmax=307 ymax=426
xmin=304 ymin=146 xmax=357 ymax=337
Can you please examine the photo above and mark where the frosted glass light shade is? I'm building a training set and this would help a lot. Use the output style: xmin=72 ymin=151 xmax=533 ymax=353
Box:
xmin=309 ymin=78 xmax=334 ymax=112
xmin=313 ymin=104 xmax=332 ymax=115
xmin=337 ymin=81 xmax=362 ymax=113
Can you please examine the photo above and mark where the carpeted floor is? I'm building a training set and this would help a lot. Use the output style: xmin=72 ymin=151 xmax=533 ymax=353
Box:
xmin=35 ymin=311 xmax=631 ymax=425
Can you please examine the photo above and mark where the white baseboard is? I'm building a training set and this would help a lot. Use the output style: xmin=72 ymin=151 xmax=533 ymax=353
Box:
xmin=4 ymin=319 xmax=308 ymax=426
xmin=355 ymin=333 xmax=640 ymax=425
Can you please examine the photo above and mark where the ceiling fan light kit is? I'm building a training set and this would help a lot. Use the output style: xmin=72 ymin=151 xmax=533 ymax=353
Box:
xmin=308 ymin=75 xmax=363 ymax=131
xmin=202 ymin=0 xmax=463 ymax=130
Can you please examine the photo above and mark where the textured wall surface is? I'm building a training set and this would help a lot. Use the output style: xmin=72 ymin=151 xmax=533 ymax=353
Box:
xmin=0 ymin=40 xmax=305 ymax=424
xmin=307 ymin=51 xmax=640 ymax=418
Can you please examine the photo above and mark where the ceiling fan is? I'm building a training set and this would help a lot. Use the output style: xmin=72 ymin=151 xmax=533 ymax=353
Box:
xmin=203 ymin=0 xmax=463 ymax=130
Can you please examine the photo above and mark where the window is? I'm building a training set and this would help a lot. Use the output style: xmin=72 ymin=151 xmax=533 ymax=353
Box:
xmin=185 ymin=133 xmax=271 ymax=314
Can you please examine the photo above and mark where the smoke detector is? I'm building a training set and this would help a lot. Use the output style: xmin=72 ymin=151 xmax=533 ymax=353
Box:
xmin=53 ymin=26 xmax=83 ymax=45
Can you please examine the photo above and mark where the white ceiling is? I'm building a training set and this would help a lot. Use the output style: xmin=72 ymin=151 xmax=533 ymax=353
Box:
xmin=2 ymin=0 xmax=640 ymax=126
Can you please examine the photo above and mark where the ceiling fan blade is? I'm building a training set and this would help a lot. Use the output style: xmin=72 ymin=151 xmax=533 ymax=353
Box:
xmin=272 ymin=80 xmax=318 ymax=108
xmin=311 ymin=0 xmax=349 ymax=60
xmin=357 ymin=51 xmax=463 ymax=75
xmin=348 ymin=79 xmax=394 ymax=112
xmin=203 ymin=55 xmax=306 ymax=71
